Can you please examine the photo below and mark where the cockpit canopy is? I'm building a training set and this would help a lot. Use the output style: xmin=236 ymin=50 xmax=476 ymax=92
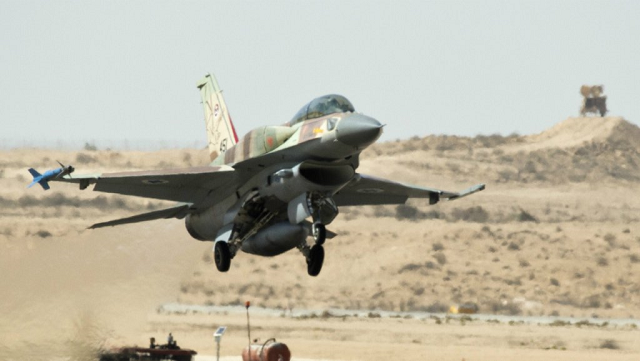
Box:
xmin=288 ymin=94 xmax=354 ymax=125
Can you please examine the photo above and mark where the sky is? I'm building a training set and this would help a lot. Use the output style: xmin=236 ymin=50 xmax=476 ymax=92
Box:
xmin=1 ymin=0 xmax=639 ymax=149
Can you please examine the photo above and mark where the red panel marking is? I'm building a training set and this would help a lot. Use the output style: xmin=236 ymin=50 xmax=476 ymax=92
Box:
xmin=229 ymin=113 xmax=239 ymax=143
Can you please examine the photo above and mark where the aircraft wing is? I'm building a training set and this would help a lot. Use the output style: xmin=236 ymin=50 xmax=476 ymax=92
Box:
xmin=55 ymin=166 xmax=236 ymax=204
xmin=334 ymin=174 xmax=485 ymax=206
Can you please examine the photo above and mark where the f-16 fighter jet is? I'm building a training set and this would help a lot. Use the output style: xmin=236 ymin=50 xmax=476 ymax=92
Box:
xmin=30 ymin=74 xmax=484 ymax=276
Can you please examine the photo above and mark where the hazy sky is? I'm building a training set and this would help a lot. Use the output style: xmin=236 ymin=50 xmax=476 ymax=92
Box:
xmin=1 ymin=0 xmax=639 ymax=149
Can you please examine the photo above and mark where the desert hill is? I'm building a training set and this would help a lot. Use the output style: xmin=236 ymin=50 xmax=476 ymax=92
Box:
xmin=1 ymin=116 xmax=640 ymax=357
xmin=525 ymin=116 xmax=640 ymax=151
xmin=368 ymin=117 xmax=640 ymax=185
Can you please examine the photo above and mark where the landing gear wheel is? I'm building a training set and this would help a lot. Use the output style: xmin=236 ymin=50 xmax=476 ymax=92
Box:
xmin=306 ymin=244 xmax=325 ymax=277
xmin=312 ymin=223 xmax=326 ymax=245
xmin=214 ymin=241 xmax=231 ymax=272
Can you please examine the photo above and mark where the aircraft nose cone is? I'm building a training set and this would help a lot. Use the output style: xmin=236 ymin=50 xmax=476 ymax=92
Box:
xmin=336 ymin=114 xmax=383 ymax=147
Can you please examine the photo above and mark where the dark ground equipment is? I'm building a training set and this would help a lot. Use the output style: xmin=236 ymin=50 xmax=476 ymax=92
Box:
xmin=99 ymin=337 xmax=197 ymax=361
xmin=580 ymin=85 xmax=607 ymax=116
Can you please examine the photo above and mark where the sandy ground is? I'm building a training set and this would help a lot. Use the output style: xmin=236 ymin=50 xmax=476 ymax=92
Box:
xmin=147 ymin=310 xmax=640 ymax=361
xmin=1 ymin=116 xmax=640 ymax=360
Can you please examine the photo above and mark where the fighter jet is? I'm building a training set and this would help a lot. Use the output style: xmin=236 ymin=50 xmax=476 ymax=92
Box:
xmin=27 ymin=161 xmax=75 ymax=190
xmin=30 ymin=74 xmax=484 ymax=276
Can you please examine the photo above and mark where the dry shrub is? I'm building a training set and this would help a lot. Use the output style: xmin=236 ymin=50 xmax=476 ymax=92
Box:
xmin=450 ymin=206 xmax=489 ymax=223
xmin=202 ymin=251 xmax=212 ymax=264
xmin=432 ymin=242 xmax=444 ymax=251
xmin=446 ymin=162 xmax=461 ymax=173
xmin=398 ymin=263 xmax=423 ymax=273
xmin=597 ymin=256 xmax=609 ymax=267
xmin=36 ymin=230 xmax=52 ymax=238
xmin=423 ymin=302 xmax=449 ymax=313
xmin=473 ymin=133 xmax=519 ymax=148
xmin=603 ymin=233 xmax=617 ymax=248
xmin=76 ymin=153 xmax=96 ymax=164
xmin=182 ymin=152 xmax=192 ymax=165
xmin=374 ymin=206 xmax=394 ymax=218
xmin=425 ymin=261 xmax=438 ymax=269
xmin=433 ymin=252 xmax=447 ymax=265
xmin=487 ymin=300 xmax=521 ymax=315
xmin=517 ymin=209 xmax=538 ymax=222
xmin=83 ymin=142 xmax=98 ymax=151
xmin=394 ymin=204 xmax=442 ymax=221
xmin=599 ymin=339 xmax=620 ymax=350
xmin=395 ymin=204 xmax=419 ymax=220
xmin=581 ymin=294 xmax=603 ymax=308
xmin=507 ymin=242 xmax=520 ymax=251
xmin=399 ymin=260 xmax=440 ymax=273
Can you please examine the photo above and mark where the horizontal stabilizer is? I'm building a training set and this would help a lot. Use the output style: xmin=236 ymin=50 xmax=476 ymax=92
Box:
xmin=89 ymin=203 xmax=191 ymax=229
xmin=39 ymin=181 xmax=50 ymax=191
xmin=28 ymin=168 xmax=42 ymax=178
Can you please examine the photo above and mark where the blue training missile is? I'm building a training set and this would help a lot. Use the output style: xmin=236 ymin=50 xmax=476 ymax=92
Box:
xmin=27 ymin=161 xmax=74 ymax=190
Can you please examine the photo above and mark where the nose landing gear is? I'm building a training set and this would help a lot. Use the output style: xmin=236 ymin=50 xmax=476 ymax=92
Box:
xmin=305 ymin=222 xmax=327 ymax=276
xmin=306 ymin=244 xmax=325 ymax=277
xmin=307 ymin=244 xmax=324 ymax=277
xmin=312 ymin=222 xmax=326 ymax=245
xmin=298 ymin=222 xmax=326 ymax=277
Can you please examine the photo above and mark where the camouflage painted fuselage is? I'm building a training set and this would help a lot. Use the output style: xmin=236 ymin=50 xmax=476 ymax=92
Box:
xmin=35 ymin=73 xmax=484 ymax=276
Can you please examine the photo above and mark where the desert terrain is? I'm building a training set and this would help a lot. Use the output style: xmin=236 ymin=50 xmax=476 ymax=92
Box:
xmin=1 ymin=117 xmax=639 ymax=360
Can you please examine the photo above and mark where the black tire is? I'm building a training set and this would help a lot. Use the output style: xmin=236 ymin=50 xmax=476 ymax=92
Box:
xmin=312 ymin=223 xmax=326 ymax=245
xmin=306 ymin=244 xmax=324 ymax=276
xmin=214 ymin=242 xmax=231 ymax=272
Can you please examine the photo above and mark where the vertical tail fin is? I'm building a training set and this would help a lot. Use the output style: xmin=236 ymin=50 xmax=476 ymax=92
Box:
xmin=197 ymin=74 xmax=239 ymax=161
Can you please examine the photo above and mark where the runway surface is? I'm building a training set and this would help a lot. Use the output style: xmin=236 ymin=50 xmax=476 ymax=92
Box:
xmin=160 ymin=303 xmax=640 ymax=328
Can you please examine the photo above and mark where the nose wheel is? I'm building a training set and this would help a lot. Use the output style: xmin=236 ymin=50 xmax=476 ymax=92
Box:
xmin=214 ymin=241 xmax=231 ymax=272
xmin=312 ymin=223 xmax=326 ymax=245
xmin=306 ymin=244 xmax=324 ymax=277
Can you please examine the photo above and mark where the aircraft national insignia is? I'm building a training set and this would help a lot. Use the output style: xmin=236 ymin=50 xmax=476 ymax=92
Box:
xmin=27 ymin=72 xmax=485 ymax=278
xmin=356 ymin=188 xmax=384 ymax=194
xmin=142 ymin=179 xmax=169 ymax=185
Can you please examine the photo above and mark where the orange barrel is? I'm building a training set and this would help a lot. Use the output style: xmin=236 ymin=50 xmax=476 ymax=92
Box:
xmin=242 ymin=340 xmax=290 ymax=361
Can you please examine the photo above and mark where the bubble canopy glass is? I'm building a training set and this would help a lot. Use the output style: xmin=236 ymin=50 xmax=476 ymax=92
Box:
xmin=289 ymin=94 xmax=355 ymax=125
